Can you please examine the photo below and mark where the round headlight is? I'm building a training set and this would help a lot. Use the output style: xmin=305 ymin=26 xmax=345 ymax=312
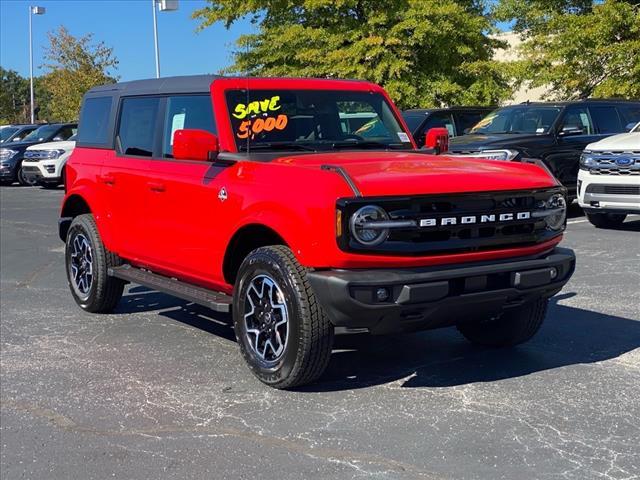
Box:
xmin=349 ymin=205 xmax=389 ymax=246
xmin=545 ymin=193 xmax=567 ymax=231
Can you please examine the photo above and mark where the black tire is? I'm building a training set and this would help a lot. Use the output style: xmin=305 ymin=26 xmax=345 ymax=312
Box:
xmin=233 ymin=245 xmax=334 ymax=389
xmin=16 ymin=164 xmax=32 ymax=186
xmin=586 ymin=212 xmax=626 ymax=229
xmin=457 ymin=297 xmax=548 ymax=347
xmin=65 ymin=214 xmax=124 ymax=313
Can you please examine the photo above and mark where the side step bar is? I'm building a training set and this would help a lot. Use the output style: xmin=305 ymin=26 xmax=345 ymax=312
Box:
xmin=108 ymin=265 xmax=232 ymax=313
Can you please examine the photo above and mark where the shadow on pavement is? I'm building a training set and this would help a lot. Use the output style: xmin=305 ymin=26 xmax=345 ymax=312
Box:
xmin=115 ymin=287 xmax=640 ymax=391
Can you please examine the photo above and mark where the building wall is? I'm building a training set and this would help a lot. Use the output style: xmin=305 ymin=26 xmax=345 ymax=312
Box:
xmin=492 ymin=31 xmax=551 ymax=104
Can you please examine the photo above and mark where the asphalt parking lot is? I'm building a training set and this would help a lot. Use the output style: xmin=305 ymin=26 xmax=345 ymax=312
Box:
xmin=1 ymin=186 xmax=639 ymax=480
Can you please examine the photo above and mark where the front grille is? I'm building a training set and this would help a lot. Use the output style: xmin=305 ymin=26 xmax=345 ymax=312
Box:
xmin=338 ymin=188 xmax=564 ymax=256
xmin=584 ymin=151 xmax=640 ymax=176
xmin=586 ymin=184 xmax=640 ymax=195
xmin=24 ymin=150 xmax=50 ymax=160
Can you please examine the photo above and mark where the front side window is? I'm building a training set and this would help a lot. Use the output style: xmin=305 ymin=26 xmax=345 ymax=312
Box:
xmin=77 ymin=96 xmax=112 ymax=145
xmin=54 ymin=126 xmax=77 ymax=141
xmin=225 ymin=89 xmax=412 ymax=152
xmin=470 ymin=107 xmax=561 ymax=135
xmin=117 ymin=97 xmax=160 ymax=157
xmin=162 ymin=95 xmax=216 ymax=158
xmin=422 ymin=113 xmax=455 ymax=137
xmin=456 ymin=111 xmax=487 ymax=134
xmin=560 ymin=106 xmax=594 ymax=135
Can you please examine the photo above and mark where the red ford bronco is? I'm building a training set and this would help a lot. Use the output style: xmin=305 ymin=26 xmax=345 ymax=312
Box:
xmin=60 ymin=76 xmax=575 ymax=388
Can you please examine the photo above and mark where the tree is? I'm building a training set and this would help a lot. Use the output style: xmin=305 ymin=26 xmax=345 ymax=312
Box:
xmin=495 ymin=0 xmax=640 ymax=100
xmin=0 ymin=68 xmax=30 ymax=124
xmin=40 ymin=26 xmax=119 ymax=121
xmin=192 ymin=0 xmax=514 ymax=108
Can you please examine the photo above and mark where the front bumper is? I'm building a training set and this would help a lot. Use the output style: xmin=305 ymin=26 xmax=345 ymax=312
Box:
xmin=577 ymin=169 xmax=640 ymax=214
xmin=21 ymin=161 xmax=61 ymax=184
xmin=307 ymin=247 xmax=575 ymax=334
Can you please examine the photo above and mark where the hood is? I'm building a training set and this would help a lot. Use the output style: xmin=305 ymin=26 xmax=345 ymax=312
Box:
xmin=273 ymin=151 xmax=557 ymax=197
xmin=26 ymin=140 xmax=76 ymax=151
xmin=586 ymin=132 xmax=640 ymax=151
xmin=449 ymin=133 xmax=546 ymax=151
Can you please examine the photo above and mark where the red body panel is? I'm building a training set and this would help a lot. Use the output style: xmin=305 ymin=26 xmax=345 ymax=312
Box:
xmin=63 ymin=78 xmax=562 ymax=293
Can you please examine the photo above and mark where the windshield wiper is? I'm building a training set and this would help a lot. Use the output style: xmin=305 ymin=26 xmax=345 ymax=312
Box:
xmin=238 ymin=142 xmax=317 ymax=152
xmin=329 ymin=141 xmax=406 ymax=150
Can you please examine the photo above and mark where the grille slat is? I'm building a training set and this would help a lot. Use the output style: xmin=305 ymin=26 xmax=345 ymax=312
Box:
xmin=586 ymin=184 xmax=640 ymax=195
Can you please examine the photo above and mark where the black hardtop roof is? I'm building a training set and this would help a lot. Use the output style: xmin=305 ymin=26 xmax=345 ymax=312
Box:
xmin=85 ymin=75 xmax=371 ymax=98
xmin=502 ymin=99 xmax=640 ymax=108
xmin=86 ymin=75 xmax=222 ymax=97
xmin=403 ymin=106 xmax=495 ymax=115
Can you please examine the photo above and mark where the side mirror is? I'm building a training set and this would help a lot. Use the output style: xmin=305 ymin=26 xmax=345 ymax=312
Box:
xmin=423 ymin=127 xmax=449 ymax=154
xmin=559 ymin=126 xmax=584 ymax=137
xmin=52 ymin=136 xmax=64 ymax=142
xmin=173 ymin=129 xmax=219 ymax=161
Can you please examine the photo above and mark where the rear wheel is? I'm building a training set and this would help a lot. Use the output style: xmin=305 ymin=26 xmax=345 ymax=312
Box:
xmin=586 ymin=212 xmax=626 ymax=229
xmin=457 ymin=297 xmax=548 ymax=347
xmin=233 ymin=245 xmax=334 ymax=389
xmin=65 ymin=214 xmax=124 ymax=313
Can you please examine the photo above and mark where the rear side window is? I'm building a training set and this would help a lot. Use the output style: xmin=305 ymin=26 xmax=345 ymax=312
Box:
xmin=117 ymin=97 xmax=160 ymax=157
xmin=162 ymin=95 xmax=216 ymax=158
xmin=77 ymin=96 xmax=112 ymax=145
xmin=589 ymin=106 xmax=623 ymax=134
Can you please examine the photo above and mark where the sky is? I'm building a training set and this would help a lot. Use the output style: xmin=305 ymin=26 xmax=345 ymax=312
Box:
xmin=1 ymin=0 xmax=512 ymax=82
xmin=0 ymin=0 xmax=256 ymax=81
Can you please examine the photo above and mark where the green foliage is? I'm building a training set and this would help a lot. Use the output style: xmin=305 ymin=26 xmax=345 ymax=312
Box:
xmin=40 ymin=26 xmax=119 ymax=122
xmin=193 ymin=0 xmax=513 ymax=108
xmin=495 ymin=0 xmax=640 ymax=100
xmin=0 ymin=67 xmax=30 ymax=124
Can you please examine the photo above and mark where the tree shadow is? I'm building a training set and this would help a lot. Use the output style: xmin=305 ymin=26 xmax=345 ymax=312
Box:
xmin=114 ymin=287 xmax=640 ymax=392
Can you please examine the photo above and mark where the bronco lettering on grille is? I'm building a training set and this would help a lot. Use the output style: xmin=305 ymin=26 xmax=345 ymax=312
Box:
xmin=419 ymin=211 xmax=531 ymax=227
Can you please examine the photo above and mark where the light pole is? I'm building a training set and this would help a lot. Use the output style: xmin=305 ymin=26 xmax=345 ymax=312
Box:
xmin=29 ymin=5 xmax=45 ymax=124
xmin=152 ymin=0 xmax=179 ymax=78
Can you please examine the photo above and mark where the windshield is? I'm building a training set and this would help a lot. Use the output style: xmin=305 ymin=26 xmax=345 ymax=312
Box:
xmin=226 ymin=89 xmax=412 ymax=152
xmin=0 ymin=127 xmax=19 ymax=142
xmin=470 ymin=106 xmax=561 ymax=134
xmin=22 ymin=124 xmax=60 ymax=142
xmin=402 ymin=114 xmax=427 ymax=133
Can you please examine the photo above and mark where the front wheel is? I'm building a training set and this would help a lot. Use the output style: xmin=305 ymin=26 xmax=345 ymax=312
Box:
xmin=233 ymin=245 xmax=334 ymax=389
xmin=16 ymin=165 xmax=32 ymax=186
xmin=586 ymin=212 xmax=626 ymax=229
xmin=65 ymin=214 xmax=124 ymax=313
xmin=457 ymin=297 xmax=548 ymax=347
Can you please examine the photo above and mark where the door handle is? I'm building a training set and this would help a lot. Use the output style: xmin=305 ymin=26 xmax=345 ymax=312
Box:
xmin=98 ymin=174 xmax=115 ymax=185
xmin=147 ymin=181 xmax=166 ymax=192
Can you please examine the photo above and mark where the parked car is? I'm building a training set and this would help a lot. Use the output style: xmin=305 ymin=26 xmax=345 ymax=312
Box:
xmin=0 ymin=122 xmax=77 ymax=186
xmin=402 ymin=107 xmax=494 ymax=145
xmin=578 ymin=122 xmax=639 ymax=228
xmin=21 ymin=134 xmax=76 ymax=188
xmin=0 ymin=124 xmax=40 ymax=145
xmin=448 ymin=100 xmax=640 ymax=198
xmin=60 ymin=75 xmax=574 ymax=388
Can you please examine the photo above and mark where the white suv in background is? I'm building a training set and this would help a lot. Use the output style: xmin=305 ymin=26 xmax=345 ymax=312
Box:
xmin=578 ymin=123 xmax=640 ymax=228
xmin=21 ymin=135 xmax=76 ymax=188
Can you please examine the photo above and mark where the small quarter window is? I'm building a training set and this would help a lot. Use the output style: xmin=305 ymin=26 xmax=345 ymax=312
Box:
xmin=162 ymin=95 xmax=216 ymax=158
xmin=117 ymin=97 xmax=160 ymax=157
xmin=77 ymin=96 xmax=112 ymax=145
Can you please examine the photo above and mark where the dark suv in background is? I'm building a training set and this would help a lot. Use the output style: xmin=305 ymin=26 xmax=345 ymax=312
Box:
xmin=402 ymin=107 xmax=494 ymax=146
xmin=0 ymin=124 xmax=40 ymax=145
xmin=448 ymin=99 xmax=640 ymax=198
xmin=0 ymin=122 xmax=77 ymax=186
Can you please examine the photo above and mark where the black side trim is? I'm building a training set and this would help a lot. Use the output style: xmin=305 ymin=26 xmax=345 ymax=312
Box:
xmin=109 ymin=264 xmax=232 ymax=313
xmin=321 ymin=164 xmax=361 ymax=197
